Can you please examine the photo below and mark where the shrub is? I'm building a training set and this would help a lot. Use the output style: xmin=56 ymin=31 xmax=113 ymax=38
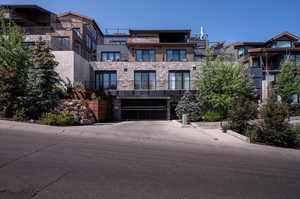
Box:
xmin=73 ymin=81 xmax=84 ymax=89
xmin=202 ymin=111 xmax=222 ymax=122
xmin=12 ymin=107 xmax=28 ymax=121
xmin=40 ymin=110 xmax=74 ymax=126
xmin=291 ymin=124 xmax=300 ymax=147
xmin=227 ymin=97 xmax=258 ymax=134
xmin=175 ymin=91 xmax=202 ymax=122
xmin=244 ymin=128 xmax=258 ymax=143
xmin=258 ymin=95 xmax=297 ymax=147
xmin=91 ymin=92 xmax=97 ymax=100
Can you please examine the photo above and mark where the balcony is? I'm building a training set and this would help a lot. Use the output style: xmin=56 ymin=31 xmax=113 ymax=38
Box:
xmin=127 ymin=37 xmax=160 ymax=44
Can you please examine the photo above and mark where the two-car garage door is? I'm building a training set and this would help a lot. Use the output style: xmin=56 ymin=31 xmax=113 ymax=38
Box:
xmin=121 ymin=99 xmax=168 ymax=120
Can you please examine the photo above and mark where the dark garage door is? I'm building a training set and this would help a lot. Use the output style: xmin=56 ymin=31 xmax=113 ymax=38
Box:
xmin=121 ymin=99 xmax=168 ymax=120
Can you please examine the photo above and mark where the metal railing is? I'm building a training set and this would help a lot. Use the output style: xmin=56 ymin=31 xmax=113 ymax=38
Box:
xmin=83 ymin=80 xmax=196 ymax=91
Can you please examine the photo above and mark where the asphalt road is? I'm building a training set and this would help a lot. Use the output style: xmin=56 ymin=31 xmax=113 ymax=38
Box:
xmin=0 ymin=121 xmax=300 ymax=199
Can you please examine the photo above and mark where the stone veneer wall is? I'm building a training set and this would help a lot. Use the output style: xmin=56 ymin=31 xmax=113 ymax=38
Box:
xmin=89 ymin=62 xmax=202 ymax=90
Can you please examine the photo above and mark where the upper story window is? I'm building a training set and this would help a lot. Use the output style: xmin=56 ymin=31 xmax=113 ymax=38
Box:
xmin=101 ymin=52 xmax=120 ymax=61
xmin=194 ymin=55 xmax=206 ymax=61
xmin=72 ymin=28 xmax=81 ymax=37
xmin=272 ymin=40 xmax=293 ymax=48
xmin=53 ymin=36 xmax=70 ymax=48
xmin=95 ymin=71 xmax=117 ymax=90
xmin=134 ymin=71 xmax=156 ymax=90
xmin=166 ymin=49 xmax=187 ymax=61
xmin=84 ymin=24 xmax=97 ymax=40
xmin=135 ymin=49 xmax=156 ymax=62
xmin=169 ymin=71 xmax=190 ymax=90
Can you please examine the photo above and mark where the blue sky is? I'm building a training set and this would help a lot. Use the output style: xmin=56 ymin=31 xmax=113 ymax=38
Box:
xmin=3 ymin=0 xmax=300 ymax=44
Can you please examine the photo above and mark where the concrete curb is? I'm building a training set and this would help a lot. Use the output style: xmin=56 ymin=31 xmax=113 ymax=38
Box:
xmin=226 ymin=130 xmax=250 ymax=143
xmin=171 ymin=120 xmax=193 ymax=128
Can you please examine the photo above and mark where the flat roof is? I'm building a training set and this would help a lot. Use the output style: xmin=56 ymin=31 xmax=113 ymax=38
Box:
xmin=2 ymin=4 xmax=56 ymax=16
xmin=129 ymin=29 xmax=191 ymax=34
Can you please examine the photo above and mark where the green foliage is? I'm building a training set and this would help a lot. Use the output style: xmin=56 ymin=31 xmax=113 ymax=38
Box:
xmin=276 ymin=56 xmax=300 ymax=105
xmin=202 ymin=111 xmax=222 ymax=122
xmin=175 ymin=91 xmax=202 ymax=122
xmin=258 ymin=94 xmax=297 ymax=147
xmin=40 ymin=110 xmax=74 ymax=126
xmin=91 ymin=92 xmax=97 ymax=100
xmin=73 ymin=81 xmax=84 ymax=89
xmin=26 ymin=39 xmax=61 ymax=118
xmin=0 ymin=8 xmax=31 ymax=117
xmin=12 ymin=107 xmax=28 ymax=121
xmin=244 ymin=128 xmax=258 ymax=143
xmin=291 ymin=124 xmax=300 ymax=147
xmin=227 ymin=97 xmax=258 ymax=134
xmin=196 ymin=50 xmax=255 ymax=117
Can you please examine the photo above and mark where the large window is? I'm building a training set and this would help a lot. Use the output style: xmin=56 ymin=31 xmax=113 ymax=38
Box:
xmin=96 ymin=71 xmax=117 ymax=90
xmin=169 ymin=71 xmax=190 ymax=90
xmin=134 ymin=71 xmax=156 ymax=89
xmin=53 ymin=36 xmax=70 ymax=48
xmin=72 ymin=28 xmax=81 ymax=37
xmin=101 ymin=52 xmax=120 ymax=61
xmin=135 ymin=49 xmax=156 ymax=62
xmin=273 ymin=41 xmax=292 ymax=48
xmin=166 ymin=49 xmax=187 ymax=61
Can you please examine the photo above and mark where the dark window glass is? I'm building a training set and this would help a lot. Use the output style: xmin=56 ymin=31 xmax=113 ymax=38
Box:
xmin=72 ymin=28 xmax=81 ymax=37
xmin=169 ymin=71 xmax=190 ymax=90
xmin=135 ymin=49 xmax=156 ymax=61
xmin=166 ymin=49 xmax=187 ymax=61
xmin=194 ymin=55 xmax=206 ymax=61
xmin=53 ymin=36 xmax=70 ymax=47
xmin=96 ymin=71 xmax=117 ymax=89
xmin=101 ymin=52 xmax=121 ymax=61
xmin=134 ymin=71 xmax=156 ymax=89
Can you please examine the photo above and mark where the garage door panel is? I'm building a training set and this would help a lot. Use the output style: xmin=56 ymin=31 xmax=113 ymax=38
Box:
xmin=121 ymin=99 xmax=167 ymax=120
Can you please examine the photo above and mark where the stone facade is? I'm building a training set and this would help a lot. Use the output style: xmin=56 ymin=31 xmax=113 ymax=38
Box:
xmin=90 ymin=61 xmax=201 ymax=90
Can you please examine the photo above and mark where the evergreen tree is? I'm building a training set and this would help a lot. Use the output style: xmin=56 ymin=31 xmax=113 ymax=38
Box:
xmin=258 ymin=93 xmax=297 ymax=147
xmin=175 ymin=91 xmax=202 ymax=122
xmin=276 ymin=55 xmax=300 ymax=105
xmin=26 ymin=39 xmax=61 ymax=118
xmin=0 ymin=8 xmax=31 ymax=116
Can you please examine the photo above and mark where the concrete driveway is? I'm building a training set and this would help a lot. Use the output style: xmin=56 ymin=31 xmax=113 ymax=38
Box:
xmin=0 ymin=120 xmax=300 ymax=199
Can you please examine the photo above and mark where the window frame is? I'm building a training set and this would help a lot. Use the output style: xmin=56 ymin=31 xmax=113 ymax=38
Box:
xmin=135 ymin=49 xmax=156 ymax=62
xmin=95 ymin=71 xmax=117 ymax=90
xmin=166 ymin=49 xmax=187 ymax=61
xmin=168 ymin=71 xmax=190 ymax=90
xmin=134 ymin=71 xmax=156 ymax=90
xmin=101 ymin=51 xmax=121 ymax=61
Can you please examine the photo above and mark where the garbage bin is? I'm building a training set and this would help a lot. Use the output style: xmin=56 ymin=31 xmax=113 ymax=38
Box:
xmin=182 ymin=114 xmax=188 ymax=125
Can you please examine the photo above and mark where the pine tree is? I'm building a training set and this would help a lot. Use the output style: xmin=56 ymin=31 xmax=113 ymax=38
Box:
xmin=175 ymin=91 xmax=202 ymax=122
xmin=0 ymin=8 xmax=31 ymax=116
xmin=26 ymin=39 xmax=61 ymax=118
xmin=276 ymin=55 xmax=300 ymax=105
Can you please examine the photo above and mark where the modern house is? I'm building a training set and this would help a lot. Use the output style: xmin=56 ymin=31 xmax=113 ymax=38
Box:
xmin=91 ymin=29 xmax=215 ymax=120
xmin=231 ymin=32 xmax=300 ymax=102
xmin=3 ymin=5 xmax=103 ymax=86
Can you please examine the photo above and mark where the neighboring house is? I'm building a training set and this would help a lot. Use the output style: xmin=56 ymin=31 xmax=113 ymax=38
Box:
xmin=3 ymin=5 xmax=103 ymax=86
xmin=232 ymin=32 xmax=300 ymax=102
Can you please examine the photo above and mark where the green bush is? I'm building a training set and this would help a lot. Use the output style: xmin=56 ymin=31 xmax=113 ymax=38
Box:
xmin=202 ymin=111 xmax=222 ymax=122
xmin=73 ymin=81 xmax=84 ymax=89
xmin=91 ymin=92 xmax=97 ymax=100
xmin=244 ymin=128 xmax=258 ymax=143
xmin=40 ymin=110 xmax=74 ymax=126
xmin=258 ymin=95 xmax=297 ymax=147
xmin=12 ymin=107 xmax=28 ymax=121
xmin=227 ymin=97 xmax=258 ymax=134
xmin=291 ymin=124 xmax=300 ymax=147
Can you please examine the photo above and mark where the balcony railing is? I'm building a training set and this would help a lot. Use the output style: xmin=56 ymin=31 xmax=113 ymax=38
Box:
xmin=83 ymin=80 xmax=196 ymax=91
